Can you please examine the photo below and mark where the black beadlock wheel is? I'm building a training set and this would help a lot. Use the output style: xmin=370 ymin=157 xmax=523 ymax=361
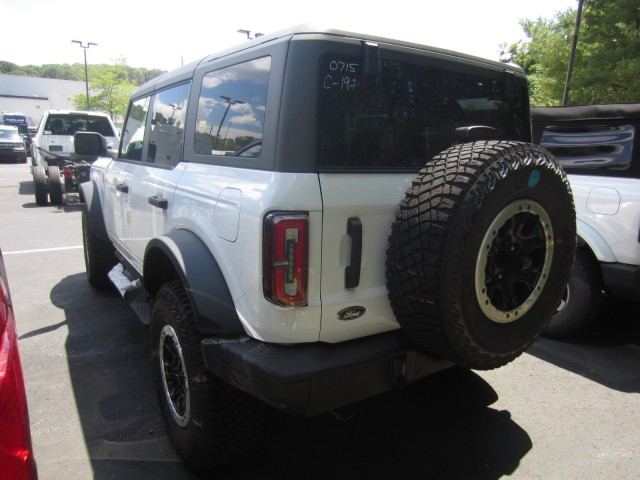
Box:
xmin=81 ymin=209 xmax=117 ymax=290
xmin=543 ymin=248 xmax=603 ymax=339
xmin=33 ymin=166 xmax=48 ymax=206
xmin=386 ymin=141 xmax=576 ymax=370
xmin=48 ymin=166 xmax=64 ymax=206
xmin=150 ymin=281 xmax=263 ymax=471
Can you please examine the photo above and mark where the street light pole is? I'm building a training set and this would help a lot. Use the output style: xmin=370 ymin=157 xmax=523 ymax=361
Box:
xmin=215 ymin=96 xmax=245 ymax=149
xmin=562 ymin=0 xmax=583 ymax=106
xmin=71 ymin=40 xmax=98 ymax=110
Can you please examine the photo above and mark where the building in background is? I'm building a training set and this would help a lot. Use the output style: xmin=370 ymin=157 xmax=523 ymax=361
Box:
xmin=0 ymin=75 xmax=87 ymax=127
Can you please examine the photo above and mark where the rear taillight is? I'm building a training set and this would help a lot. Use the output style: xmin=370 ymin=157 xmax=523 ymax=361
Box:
xmin=63 ymin=167 xmax=74 ymax=179
xmin=0 ymin=276 xmax=37 ymax=480
xmin=263 ymin=213 xmax=308 ymax=306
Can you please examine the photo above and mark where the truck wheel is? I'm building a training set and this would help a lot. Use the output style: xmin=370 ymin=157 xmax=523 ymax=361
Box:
xmin=386 ymin=141 xmax=576 ymax=370
xmin=48 ymin=166 xmax=64 ymax=206
xmin=33 ymin=166 xmax=48 ymax=206
xmin=150 ymin=281 xmax=263 ymax=471
xmin=82 ymin=209 xmax=116 ymax=289
xmin=543 ymin=249 xmax=603 ymax=338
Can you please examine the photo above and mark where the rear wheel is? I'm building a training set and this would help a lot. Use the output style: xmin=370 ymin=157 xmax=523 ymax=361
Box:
xmin=33 ymin=166 xmax=48 ymax=206
xmin=48 ymin=166 xmax=64 ymax=206
xmin=386 ymin=141 xmax=576 ymax=370
xmin=543 ymin=249 xmax=603 ymax=338
xmin=151 ymin=282 xmax=263 ymax=471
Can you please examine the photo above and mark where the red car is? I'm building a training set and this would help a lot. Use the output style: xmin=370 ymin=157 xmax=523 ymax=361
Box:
xmin=0 ymin=249 xmax=37 ymax=479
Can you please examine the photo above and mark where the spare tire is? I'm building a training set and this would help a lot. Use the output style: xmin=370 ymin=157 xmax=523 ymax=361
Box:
xmin=386 ymin=141 xmax=576 ymax=370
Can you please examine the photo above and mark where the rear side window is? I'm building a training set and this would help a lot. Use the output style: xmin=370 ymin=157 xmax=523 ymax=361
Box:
xmin=194 ymin=57 xmax=271 ymax=157
xmin=539 ymin=124 xmax=635 ymax=172
xmin=43 ymin=114 xmax=115 ymax=137
xmin=317 ymin=55 xmax=529 ymax=170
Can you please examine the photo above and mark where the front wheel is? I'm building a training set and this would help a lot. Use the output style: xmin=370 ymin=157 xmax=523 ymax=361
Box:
xmin=150 ymin=282 xmax=263 ymax=471
xmin=81 ymin=209 xmax=116 ymax=289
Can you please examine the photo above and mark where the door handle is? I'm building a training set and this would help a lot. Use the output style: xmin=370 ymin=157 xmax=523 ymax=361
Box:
xmin=115 ymin=182 xmax=128 ymax=193
xmin=148 ymin=195 xmax=168 ymax=209
xmin=345 ymin=217 xmax=362 ymax=289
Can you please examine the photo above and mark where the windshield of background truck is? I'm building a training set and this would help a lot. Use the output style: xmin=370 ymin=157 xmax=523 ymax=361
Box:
xmin=0 ymin=129 xmax=22 ymax=140
xmin=44 ymin=114 xmax=116 ymax=137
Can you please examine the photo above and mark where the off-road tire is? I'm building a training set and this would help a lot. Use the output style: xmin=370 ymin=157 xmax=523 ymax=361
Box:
xmin=150 ymin=281 xmax=263 ymax=471
xmin=386 ymin=141 xmax=576 ymax=370
xmin=82 ymin=209 xmax=116 ymax=289
xmin=48 ymin=166 xmax=64 ymax=206
xmin=543 ymin=249 xmax=603 ymax=339
xmin=33 ymin=166 xmax=48 ymax=206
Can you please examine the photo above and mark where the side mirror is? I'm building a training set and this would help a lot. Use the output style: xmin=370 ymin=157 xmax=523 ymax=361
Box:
xmin=74 ymin=131 xmax=107 ymax=156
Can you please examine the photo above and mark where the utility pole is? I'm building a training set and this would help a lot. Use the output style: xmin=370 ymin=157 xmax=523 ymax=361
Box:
xmin=562 ymin=0 xmax=584 ymax=106
xmin=71 ymin=40 xmax=98 ymax=110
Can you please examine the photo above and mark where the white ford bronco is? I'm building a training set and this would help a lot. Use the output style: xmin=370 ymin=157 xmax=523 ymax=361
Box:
xmin=79 ymin=26 xmax=576 ymax=470
xmin=532 ymin=104 xmax=640 ymax=337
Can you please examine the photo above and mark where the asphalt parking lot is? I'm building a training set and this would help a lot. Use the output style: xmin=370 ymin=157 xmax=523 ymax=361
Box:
xmin=1 ymin=161 xmax=639 ymax=479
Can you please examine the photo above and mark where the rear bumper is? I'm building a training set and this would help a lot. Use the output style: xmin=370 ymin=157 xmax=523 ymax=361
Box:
xmin=201 ymin=330 xmax=452 ymax=416
xmin=601 ymin=262 xmax=640 ymax=300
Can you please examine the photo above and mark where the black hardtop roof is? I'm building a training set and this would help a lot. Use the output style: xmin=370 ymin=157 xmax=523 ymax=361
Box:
xmin=531 ymin=103 xmax=640 ymax=122
xmin=133 ymin=24 xmax=524 ymax=98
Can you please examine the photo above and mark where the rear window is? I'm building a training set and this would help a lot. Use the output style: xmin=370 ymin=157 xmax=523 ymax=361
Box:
xmin=317 ymin=54 xmax=529 ymax=170
xmin=538 ymin=123 xmax=635 ymax=172
xmin=44 ymin=114 xmax=116 ymax=137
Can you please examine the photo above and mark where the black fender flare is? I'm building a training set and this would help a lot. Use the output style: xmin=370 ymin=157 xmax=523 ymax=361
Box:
xmin=79 ymin=181 xmax=110 ymax=242
xmin=144 ymin=230 xmax=243 ymax=335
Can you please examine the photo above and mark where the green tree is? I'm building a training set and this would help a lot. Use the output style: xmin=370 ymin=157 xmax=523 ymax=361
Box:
xmin=72 ymin=58 xmax=136 ymax=119
xmin=501 ymin=0 xmax=640 ymax=106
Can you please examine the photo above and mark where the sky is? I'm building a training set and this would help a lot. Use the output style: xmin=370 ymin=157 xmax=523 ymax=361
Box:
xmin=0 ymin=0 xmax=579 ymax=72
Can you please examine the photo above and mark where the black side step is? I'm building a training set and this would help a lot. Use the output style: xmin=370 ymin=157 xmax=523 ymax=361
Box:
xmin=129 ymin=290 xmax=152 ymax=325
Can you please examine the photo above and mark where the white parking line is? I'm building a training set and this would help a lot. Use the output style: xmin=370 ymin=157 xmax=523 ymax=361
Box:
xmin=3 ymin=246 xmax=83 ymax=255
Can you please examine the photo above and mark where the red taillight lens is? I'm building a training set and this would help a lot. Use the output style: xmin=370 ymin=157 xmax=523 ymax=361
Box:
xmin=63 ymin=167 xmax=74 ymax=179
xmin=0 ymin=274 xmax=37 ymax=480
xmin=263 ymin=213 xmax=308 ymax=306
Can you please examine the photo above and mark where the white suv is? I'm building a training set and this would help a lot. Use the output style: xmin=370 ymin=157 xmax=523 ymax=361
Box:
xmin=532 ymin=104 xmax=640 ymax=337
xmin=79 ymin=26 xmax=576 ymax=470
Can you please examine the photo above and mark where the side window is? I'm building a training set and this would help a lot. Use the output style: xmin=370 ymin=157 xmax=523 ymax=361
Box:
xmin=147 ymin=83 xmax=190 ymax=166
xmin=121 ymin=97 xmax=150 ymax=161
xmin=194 ymin=57 xmax=271 ymax=157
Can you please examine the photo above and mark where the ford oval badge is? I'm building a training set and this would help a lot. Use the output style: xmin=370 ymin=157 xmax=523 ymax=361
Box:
xmin=337 ymin=306 xmax=366 ymax=321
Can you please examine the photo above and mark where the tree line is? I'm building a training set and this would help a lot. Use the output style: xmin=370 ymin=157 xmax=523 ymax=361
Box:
xmin=1 ymin=56 xmax=165 ymax=120
xmin=500 ymin=0 xmax=639 ymax=106
xmin=0 ymin=59 xmax=164 ymax=87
